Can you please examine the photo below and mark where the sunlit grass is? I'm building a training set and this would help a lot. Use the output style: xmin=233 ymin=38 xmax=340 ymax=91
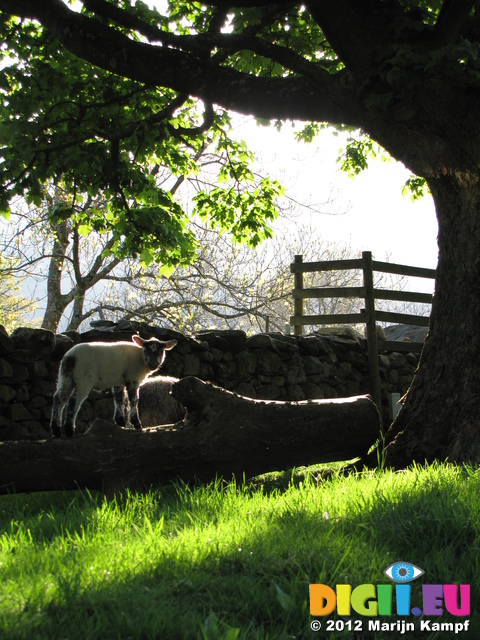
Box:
xmin=0 ymin=462 xmax=478 ymax=639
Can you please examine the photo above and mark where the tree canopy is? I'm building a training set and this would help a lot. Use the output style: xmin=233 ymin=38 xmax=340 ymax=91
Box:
xmin=0 ymin=1 xmax=285 ymax=270
xmin=2 ymin=0 xmax=480 ymax=465
xmin=2 ymin=1 xmax=478 ymax=176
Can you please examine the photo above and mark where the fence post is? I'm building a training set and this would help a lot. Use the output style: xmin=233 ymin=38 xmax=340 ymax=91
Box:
xmin=293 ymin=254 xmax=304 ymax=336
xmin=362 ymin=251 xmax=383 ymax=424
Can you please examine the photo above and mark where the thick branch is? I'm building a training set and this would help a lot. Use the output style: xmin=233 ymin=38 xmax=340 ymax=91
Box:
xmin=307 ymin=1 xmax=363 ymax=74
xmin=0 ymin=0 xmax=356 ymax=125
xmin=431 ymin=0 xmax=476 ymax=46
xmin=82 ymin=236 xmax=120 ymax=287
xmin=306 ymin=0 xmax=401 ymax=76
xmin=81 ymin=0 xmax=194 ymax=48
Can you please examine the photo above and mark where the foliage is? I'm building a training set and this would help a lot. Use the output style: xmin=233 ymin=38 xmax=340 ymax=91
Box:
xmin=402 ymin=175 xmax=430 ymax=201
xmin=194 ymin=177 xmax=282 ymax=249
xmin=337 ymin=135 xmax=391 ymax=178
xmin=0 ymin=462 xmax=478 ymax=639
xmin=2 ymin=0 xmax=469 ymax=232
xmin=0 ymin=11 xmax=283 ymax=268
xmin=0 ymin=255 xmax=35 ymax=331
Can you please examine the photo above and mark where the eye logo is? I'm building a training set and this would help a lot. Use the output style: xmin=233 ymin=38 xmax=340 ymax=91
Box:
xmin=384 ymin=562 xmax=424 ymax=583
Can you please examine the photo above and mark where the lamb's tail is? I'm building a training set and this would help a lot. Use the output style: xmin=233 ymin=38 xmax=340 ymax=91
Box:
xmin=56 ymin=355 xmax=76 ymax=400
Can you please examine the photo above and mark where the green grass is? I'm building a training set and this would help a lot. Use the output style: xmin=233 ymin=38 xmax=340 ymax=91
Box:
xmin=0 ymin=462 xmax=478 ymax=640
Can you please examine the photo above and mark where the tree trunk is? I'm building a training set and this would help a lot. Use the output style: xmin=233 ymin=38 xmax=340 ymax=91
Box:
xmin=41 ymin=221 xmax=71 ymax=332
xmin=384 ymin=172 xmax=480 ymax=466
xmin=66 ymin=286 xmax=86 ymax=331
xmin=0 ymin=377 xmax=380 ymax=494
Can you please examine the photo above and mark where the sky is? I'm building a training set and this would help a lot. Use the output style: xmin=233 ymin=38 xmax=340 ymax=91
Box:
xmin=231 ymin=118 xmax=439 ymax=291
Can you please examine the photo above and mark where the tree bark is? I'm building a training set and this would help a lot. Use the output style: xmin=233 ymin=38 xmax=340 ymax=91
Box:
xmin=41 ymin=221 xmax=71 ymax=332
xmin=0 ymin=377 xmax=380 ymax=494
xmin=384 ymin=172 xmax=480 ymax=466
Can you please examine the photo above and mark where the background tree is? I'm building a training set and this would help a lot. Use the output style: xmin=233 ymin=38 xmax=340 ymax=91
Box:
xmin=5 ymin=193 xmax=405 ymax=334
xmin=0 ymin=190 xmax=122 ymax=331
xmin=1 ymin=0 xmax=479 ymax=465
xmin=94 ymin=222 xmax=401 ymax=334
xmin=0 ymin=255 xmax=34 ymax=331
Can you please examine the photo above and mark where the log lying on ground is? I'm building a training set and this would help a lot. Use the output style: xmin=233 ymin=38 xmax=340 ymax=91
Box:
xmin=0 ymin=377 xmax=380 ymax=494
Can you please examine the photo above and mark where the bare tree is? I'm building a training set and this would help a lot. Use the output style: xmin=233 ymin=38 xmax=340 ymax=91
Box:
xmin=0 ymin=189 xmax=121 ymax=331
xmin=80 ymin=220 xmax=407 ymax=334
xmin=2 ymin=193 xmax=409 ymax=334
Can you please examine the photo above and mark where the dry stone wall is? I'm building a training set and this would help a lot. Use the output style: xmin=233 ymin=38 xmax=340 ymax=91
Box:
xmin=0 ymin=321 xmax=420 ymax=440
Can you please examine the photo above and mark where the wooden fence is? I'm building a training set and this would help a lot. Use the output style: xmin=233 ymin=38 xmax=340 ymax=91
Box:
xmin=290 ymin=251 xmax=436 ymax=421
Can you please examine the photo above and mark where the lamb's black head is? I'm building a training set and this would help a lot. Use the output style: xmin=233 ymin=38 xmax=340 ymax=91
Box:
xmin=132 ymin=335 xmax=177 ymax=371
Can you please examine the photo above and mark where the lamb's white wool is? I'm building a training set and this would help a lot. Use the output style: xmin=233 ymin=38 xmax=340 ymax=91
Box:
xmin=50 ymin=335 xmax=177 ymax=438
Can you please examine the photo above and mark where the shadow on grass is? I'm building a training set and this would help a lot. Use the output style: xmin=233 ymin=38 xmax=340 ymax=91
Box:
xmin=0 ymin=466 xmax=478 ymax=640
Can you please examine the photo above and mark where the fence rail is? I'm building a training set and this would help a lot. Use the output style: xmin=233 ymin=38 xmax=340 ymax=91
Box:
xmin=290 ymin=251 xmax=436 ymax=422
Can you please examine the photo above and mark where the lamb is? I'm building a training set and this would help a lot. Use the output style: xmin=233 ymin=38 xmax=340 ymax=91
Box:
xmin=50 ymin=335 xmax=177 ymax=438
xmin=137 ymin=376 xmax=186 ymax=426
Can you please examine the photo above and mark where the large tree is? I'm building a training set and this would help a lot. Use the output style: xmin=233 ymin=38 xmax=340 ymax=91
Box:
xmin=1 ymin=0 xmax=479 ymax=466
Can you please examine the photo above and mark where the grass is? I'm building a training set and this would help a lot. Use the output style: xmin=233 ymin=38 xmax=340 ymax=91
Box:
xmin=0 ymin=462 xmax=478 ymax=640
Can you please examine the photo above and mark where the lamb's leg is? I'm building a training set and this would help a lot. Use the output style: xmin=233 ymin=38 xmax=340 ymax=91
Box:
xmin=126 ymin=382 xmax=142 ymax=430
xmin=50 ymin=391 xmax=67 ymax=438
xmin=112 ymin=386 xmax=128 ymax=426
xmin=63 ymin=389 xmax=88 ymax=438
xmin=50 ymin=358 xmax=75 ymax=438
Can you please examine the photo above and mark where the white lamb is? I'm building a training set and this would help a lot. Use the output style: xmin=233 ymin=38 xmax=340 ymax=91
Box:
xmin=50 ymin=335 xmax=177 ymax=437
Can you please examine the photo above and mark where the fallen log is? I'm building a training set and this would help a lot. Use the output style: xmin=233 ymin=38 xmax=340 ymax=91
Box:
xmin=0 ymin=377 xmax=380 ymax=494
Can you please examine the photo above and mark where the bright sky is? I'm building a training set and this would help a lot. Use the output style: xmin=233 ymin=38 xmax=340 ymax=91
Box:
xmin=231 ymin=118 xmax=439 ymax=289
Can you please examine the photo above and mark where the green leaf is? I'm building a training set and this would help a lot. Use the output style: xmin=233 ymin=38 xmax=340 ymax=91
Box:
xmin=139 ymin=249 xmax=154 ymax=267
xmin=294 ymin=122 xmax=321 ymax=143
xmin=274 ymin=582 xmax=294 ymax=611
xmin=402 ymin=175 xmax=430 ymax=201
xmin=158 ymin=263 xmax=175 ymax=278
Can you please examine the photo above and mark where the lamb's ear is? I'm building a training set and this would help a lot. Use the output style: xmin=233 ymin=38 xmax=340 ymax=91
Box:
xmin=132 ymin=335 xmax=144 ymax=347
xmin=164 ymin=339 xmax=177 ymax=351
